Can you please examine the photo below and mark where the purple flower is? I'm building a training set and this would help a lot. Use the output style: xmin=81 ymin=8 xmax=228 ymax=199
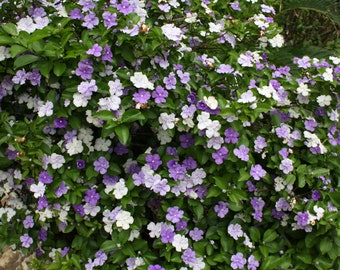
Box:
xmin=248 ymin=255 xmax=260 ymax=270
xmin=182 ymin=248 xmax=196 ymax=265
xmin=250 ymin=164 xmax=266 ymax=180
xmin=37 ymin=196 xmax=48 ymax=210
xmin=145 ymin=154 xmax=162 ymax=170
xmin=231 ymin=252 xmax=247 ymax=269
xmin=182 ymin=157 xmax=197 ymax=170
xmin=117 ymin=0 xmax=136 ymax=15
xmin=311 ymin=190 xmax=321 ymax=201
xmin=27 ymin=69 xmax=41 ymax=86
xmin=76 ymin=159 xmax=86 ymax=169
xmin=133 ymin=89 xmax=151 ymax=103
xmin=94 ymin=250 xmax=108 ymax=266
xmin=152 ymin=85 xmax=168 ymax=103
xmin=163 ymin=72 xmax=177 ymax=90
xmin=87 ymin=43 xmax=102 ymax=57
xmin=166 ymin=206 xmax=184 ymax=223
xmin=148 ymin=265 xmax=165 ymax=270
xmin=102 ymin=44 xmax=113 ymax=62
xmin=254 ymin=136 xmax=267 ymax=153
xmin=160 ymin=226 xmax=175 ymax=243
xmin=187 ymin=92 xmax=197 ymax=104
xmin=20 ymin=234 xmax=33 ymax=248
xmin=304 ymin=119 xmax=318 ymax=132
xmin=189 ymin=227 xmax=204 ymax=241
xmin=168 ymin=161 xmax=186 ymax=181
xmin=279 ymin=158 xmax=293 ymax=174
xmin=176 ymin=70 xmax=190 ymax=84
xmin=233 ymin=145 xmax=249 ymax=161
xmin=75 ymin=59 xmax=94 ymax=80
xmin=38 ymin=171 xmax=53 ymax=184
xmin=77 ymin=79 xmax=97 ymax=97
xmin=230 ymin=2 xmax=241 ymax=11
xmin=214 ymin=201 xmax=229 ymax=218
xmin=278 ymin=148 xmax=289 ymax=159
xmin=212 ymin=146 xmax=228 ymax=165
xmin=179 ymin=133 xmax=195 ymax=148
xmin=224 ymin=127 xmax=239 ymax=144
xmin=275 ymin=124 xmax=290 ymax=139
xmin=23 ymin=215 xmax=34 ymax=229
xmin=12 ymin=69 xmax=27 ymax=85
xmin=114 ymin=143 xmax=129 ymax=155
xmin=228 ymin=223 xmax=243 ymax=240
xmin=69 ymin=8 xmax=84 ymax=20
xmin=93 ymin=156 xmax=109 ymax=175
xmin=103 ymin=11 xmax=118 ymax=29
xmin=82 ymin=12 xmax=99 ymax=29
xmin=84 ymin=188 xmax=100 ymax=206
xmin=54 ymin=117 xmax=68 ymax=128
xmin=73 ymin=204 xmax=85 ymax=216
xmin=250 ymin=197 xmax=265 ymax=222
xmin=55 ymin=181 xmax=68 ymax=198
xmin=296 ymin=211 xmax=309 ymax=227
xmin=176 ymin=220 xmax=188 ymax=232
xmin=38 ymin=229 xmax=47 ymax=241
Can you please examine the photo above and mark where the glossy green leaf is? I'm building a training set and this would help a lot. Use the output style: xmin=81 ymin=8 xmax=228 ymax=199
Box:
xmin=2 ymin=23 xmax=17 ymax=36
xmin=114 ymin=124 xmax=130 ymax=145
xmin=14 ymin=54 xmax=40 ymax=69
xmin=121 ymin=109 xmax=145 ymax=123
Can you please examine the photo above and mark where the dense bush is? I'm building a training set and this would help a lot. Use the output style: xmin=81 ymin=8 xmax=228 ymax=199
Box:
xmin=0 ymin=0 xmax=339 ymax=269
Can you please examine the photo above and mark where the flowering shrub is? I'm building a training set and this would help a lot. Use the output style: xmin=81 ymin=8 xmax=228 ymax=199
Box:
xmin=0 ymin=0 xmax=340 ymax=269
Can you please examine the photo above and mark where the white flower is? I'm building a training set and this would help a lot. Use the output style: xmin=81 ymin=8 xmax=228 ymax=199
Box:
xmin=0 ymin=46 xmax=10 ymax=61
xmin=116 ymin=210 xmax=134 ymax=230
xmin=322 ymin=68 xmax=333 ymax=82
xmin=205 ymin=120 xmax=221 ymax=138
xmin=238 ymin=90 xmax=257 ymax=103
xmin=172 ymin=234 xmax=189 ymax=252
xmin=329 ymin=56 xmax=340 ymax=65
xmin=185 ymin=12 xmax=198 ymax=23
xmin=328 ymin=109 xmax=339 ymax=122
xmin=98 ymin=95 xmax=121 ymax=111
xmin=49 ymin=153 xmax=65 ymax=169
xmin=316 ymin=95 xmax=332 ymax=107
xmin=296 ymin=83 xmax=310 ymax=97
xmin=227 ymin=223 xmax=244 ymax=240
xmin=130 ymin=72 xmax=154 ymax=90
xmin=197 ymin=112 xmax=211 ymax=130
xmin=108 ymin=79 xmax=124 ymax=96
xmin=313 ymin=205 xmax=324 ymax=220
xmin=113 ymin=179 xmax=128 ymax=199
xmin=94 ymin=138 xmax=111 ymax=152
xmin=203 ymin=96 xmax=218 ymax=110
xmin=257 ymin=84 xmax=275 ymax=98
xmin=253 ymin=14 xmax=269 ymax=29
xmin=274 ymin=177 xmax=285 ymax=192
xmin=161 ymin=24 xmax=183 ymax=41
xmin=158 ymin=112 xmax=176 ymax=130
xmin=268 ymin=34 xmax=284 ymax=48
xmin=65 ymin=138 xmax=84 ymax=156
xmin=208 ymin=22 xmax=224 ymax=33
xmin=30 ymin=182 xmax=46 ymax=198
xmin=73 ymin=93 xmax=89 ymax=107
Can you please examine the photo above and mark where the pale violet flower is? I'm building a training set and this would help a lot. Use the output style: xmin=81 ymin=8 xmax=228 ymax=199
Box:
xmin=108 ymin=79 xmax=124 ymax=96
xmin=16 ymin=16 xmax=36 ymax=33
xmin=73 ymin=93 xmax=89 ymax=107
xmin=38 ymin=101 xmax=53 ymax=117
xmin=116 ymin=210 xmax=134 ymax=230
xmin=161 ymin=24 xmax=183 ymax=41
xmin=238 ymin=90 xmax=256 ymax=103
xmin=158 ymin=112 xmax=176 ymax=130
xmin=84 ymin=203 xmax=101 ymax=217
xmin=49 ymin=153 xmax=65 ymax=169
xmin=130 ymin=72 xmax=154 ymax=90
xmin=147 ymin=222 xmax=162 ymax=238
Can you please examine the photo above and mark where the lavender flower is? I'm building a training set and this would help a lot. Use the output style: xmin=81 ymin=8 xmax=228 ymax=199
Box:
xmin=250 ymin=197 xmax=265 ymax=222
xmin=250 ymin=164 xmax=266 ymax=180
xmin=84 ymin=189 xmax=100 ymax=206
xmin=248 ymin=255 xmax=260 ymax=270
xmin=166 ymin=206 xmax=184 ymax=223
xmin=148 ymin=265 xmax=165 ymax=270
xmin=233 ymin=145 xmax=250 ymax=161
xmin=214 ymin=201 xmax=229 ymax=218
xmin=20 ymin=234 xmax=33 ymax=248
xmin=23 ymin=215 xmax=34 ymax=229
xmin=189 ymin=227 xmax=204 ymax=241
xmin=224 ymin=127 xmax=239 ymax=144
xmin=296 ymin=211 xmax=309 ymax=227
xmin=145 ymin=154 xmax=162 ymax=170
xmin=133 ymin=89 xmax=151 ymax=103
xmin=179 ymin=133 xmax=195 ymax=148
xmin=152 ymin=86 xmax=168 ymax=103
xmin=75 ymin=59 xmax=94 ymax=80
xmin=38 ymin=171 xmax=53 ymax=184
xmin=311 ymin=190 xmax=321 ymax=201
xmin=231 ymin=252 xmax=247 ymax=269
xmin=212 ymin=146 xmax=228 ymax=165
xmin=93 ymin=156 xmax=109 ymax=175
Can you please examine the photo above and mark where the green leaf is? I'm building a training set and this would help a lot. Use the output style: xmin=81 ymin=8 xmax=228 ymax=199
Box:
xmin=93 ymin=110 xmax=116 ymax=121
xmin=285 ymin=174 xmax=296 ymax=185
xmin=238 ymin=167 xmax=250 ymax=182
xmin=35 ymin=61 xmax=53 ymax=78
xmin=121 ymin=110 xmax=145 ymax=123
xmin=2 ymin=23 xmax=18 ymax=36
xmin=206 ymin=186 xmax=222 ymax=198
xmin=10 ymin=45 xmax=27 ymax=57
xmin=229 ymin=189 xmax=248 ymax=204
xmin=71 ymin=255 xmax=82 ymax=270
xmin=214 ymin=176 xmax=228 ymax=190
xmin=100 ymin=240 xmax=117 ymax=252
xmin=310 ymin=167 xmax=330 ymax=177
xmin=319 ymin=237 xmax=332 ymax=254
xmin=249 ymin=226 xmax=261 ymax=242
xmin=0 ymin=35 xmax=15 ymax=45
xmin=28 ymin=28 xmax=51 ymax=43
xmin=114 ymin=124 xmax=130 ymax=145
xmin=14 ymin=54 xmax=40 ymax=69
xmin=263 ymin=229 xmax=278 ymax=243
xmin=297 ymin=253 xmax=312 ymax=264
xmin=53 ymin=62 xmax=67 ymax=76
